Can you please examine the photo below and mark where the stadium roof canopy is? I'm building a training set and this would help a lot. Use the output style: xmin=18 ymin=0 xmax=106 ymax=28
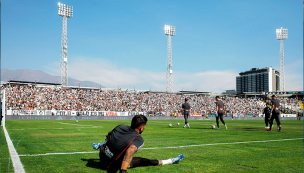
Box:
xmin=2 ymin=80 xmax=61 ymax=87
xmin=144 ymin=90 xmax=168 ymax=94
xmin=177 ymin=91 xmax=211 ymax=95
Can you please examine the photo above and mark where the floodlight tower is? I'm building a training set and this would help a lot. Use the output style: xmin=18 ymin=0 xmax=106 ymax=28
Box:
xmin=58 ymin=2 xmax=73 ymax=86
xmin=276 ymin=27 xmax=288 ymax=91
xmin=164 ymin=25 xmax=175 ymax=93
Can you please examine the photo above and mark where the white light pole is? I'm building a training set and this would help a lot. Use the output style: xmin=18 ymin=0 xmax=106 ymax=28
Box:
xmin=276 ymin=27 xmax=288 ymax=91
xmin=58 ymin=2 xmax=73 ymax=86
xmin=164 ymin=25 xmax=175 ymax=93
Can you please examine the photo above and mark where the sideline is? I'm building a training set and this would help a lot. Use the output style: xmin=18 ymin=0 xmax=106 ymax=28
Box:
xmin=57 ymin=122 xmax=98 ymax=127
xmin=19 ymin=137 xmax=303 ymax=157
xmin=9 ymin=127 xmax=103 ymax=130
xmin=3 ymin=126 xmax=26 ymax=173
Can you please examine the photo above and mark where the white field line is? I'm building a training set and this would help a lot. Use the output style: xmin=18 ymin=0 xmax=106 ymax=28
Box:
xmin=170 ymin=121 xmax=303 ymax=126
xmin=19 ymin=151 xmax=99 ymax=157
xmin=9 ymin=126 xmax=103 ymax=130
xmin=18 ymin=138 xmax=303 ymax=157
xmin=183 ymin=122 xmax=302 ymax=129
xmin=142 ymin=138 xmax=303 ymax=150
xmin=3 ymin=126 xmax=25 ymax=173
xmin=57 ymin=122 xmax=98 ymax=127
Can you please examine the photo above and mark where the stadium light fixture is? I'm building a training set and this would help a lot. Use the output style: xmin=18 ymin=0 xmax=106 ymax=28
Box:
xmin=58 ymin=2 xmax=73 ymax=87
xmin=164 ymin=25 xmax=176 ymax=93
xmin=164 ymin=25 xmax=175 ymax=36
xmin=276 ymin=27 xmax=288 ymax=92
xmin=58 ymin=2 xmax=73 ymax=18
xmin=276 ymin=27 xmax=288 ymax=40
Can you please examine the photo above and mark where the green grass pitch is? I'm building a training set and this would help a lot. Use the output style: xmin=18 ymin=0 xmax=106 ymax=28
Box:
xmin=1 ymin=119 xmax=303 ymax=173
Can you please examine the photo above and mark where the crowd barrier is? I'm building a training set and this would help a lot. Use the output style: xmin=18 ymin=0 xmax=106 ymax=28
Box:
xmin=7 ymin=110 xmax=146 ymax=116
xmin=5 ymin=115 xmax=297 ymax=121
xmin=5 ymin=110 xmax=297 ymax=119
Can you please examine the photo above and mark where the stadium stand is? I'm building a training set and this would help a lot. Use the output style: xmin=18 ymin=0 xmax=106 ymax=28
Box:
xmin=1 ymin=85 xmax=302 ymax=115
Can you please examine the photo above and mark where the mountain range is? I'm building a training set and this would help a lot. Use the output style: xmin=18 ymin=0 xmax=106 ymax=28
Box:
xmin=1 ymin=69 xmax=104 ymax=88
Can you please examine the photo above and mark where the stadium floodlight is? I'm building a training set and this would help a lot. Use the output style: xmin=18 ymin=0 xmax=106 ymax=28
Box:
xmin=58 ymin=3 xmax=73 ymax=18
xmin=276 ymin=27 xmax=288 ymax=91
xmin=165 ymin=25 xmax=175 ymax=36
xmin=58 ymin=2 xmax=73 ymax=86
xmin=164 ymin=25 xmax=175 ymax=93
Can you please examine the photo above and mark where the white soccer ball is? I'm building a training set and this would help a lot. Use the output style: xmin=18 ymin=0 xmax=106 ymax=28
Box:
xmin=168 ymin=123 xmax=172 ymax=127
xmin=211 ymin=125 xmax=215 ymax=129
xmin=76 ymin=120 xmax=78 ymax=123
xmin=177 ymin=123 xmax=180 ymax=125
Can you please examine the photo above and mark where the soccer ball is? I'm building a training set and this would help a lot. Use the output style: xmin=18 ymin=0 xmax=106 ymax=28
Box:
xmin=168 ymin=123 xmax=172 ymax=127
xmin=76 ymin=120 xmax=78 ymax=123
xmin=177 ymin=123 xmax=180 ymax=125
xmin=211 ymin=125 xmax=215 ymax=129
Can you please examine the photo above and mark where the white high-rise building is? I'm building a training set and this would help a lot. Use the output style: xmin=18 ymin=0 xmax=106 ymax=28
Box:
xmin=236 ymin=67 xmax=280 ymax=94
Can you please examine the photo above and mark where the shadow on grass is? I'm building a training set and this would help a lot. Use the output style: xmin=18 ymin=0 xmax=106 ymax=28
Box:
xmin=242 ymin=128 xmax=257 ymax=131
xmin=81 ymin=158 xmax=102 ymax=170
xmin=81 ymin=158 xmax=119 ymax=173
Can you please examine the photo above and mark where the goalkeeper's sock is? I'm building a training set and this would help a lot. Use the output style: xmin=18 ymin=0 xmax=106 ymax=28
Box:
xmin=162 ymin=154 xmax=185 ymax=165
xmin=162 ymin=159 xmax=173 ymax=165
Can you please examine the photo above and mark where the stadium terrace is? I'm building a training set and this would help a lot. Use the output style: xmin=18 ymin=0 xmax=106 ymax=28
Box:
xmin=1 ymin=83 xmax=302 ymax=117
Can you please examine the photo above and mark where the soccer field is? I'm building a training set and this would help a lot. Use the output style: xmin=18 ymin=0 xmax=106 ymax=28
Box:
xmin=1 ymin=119 xmax=303 ymax=173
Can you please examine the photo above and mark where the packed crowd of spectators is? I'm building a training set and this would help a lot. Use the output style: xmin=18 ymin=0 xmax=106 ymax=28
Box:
xmin=277 ymin=97 xmax=302 ymax=113
xmin=2 ymin=85 xmax=302 ymax=115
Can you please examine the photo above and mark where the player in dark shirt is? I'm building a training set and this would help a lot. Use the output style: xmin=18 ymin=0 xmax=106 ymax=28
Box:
xmin=215 ymin=96 xmax=227 ymax=129
xmin=92 ymin=115 xmax=184 ymax=172
xmin=297 ymin=112 xmax=302 ymax=120
xmin=267 ymin=95 xmax=281 ymax=132
xmin=181 ymin=98 xmax=191 ymax=128
xmin=263 ymin=103 xmax=272 ymax=128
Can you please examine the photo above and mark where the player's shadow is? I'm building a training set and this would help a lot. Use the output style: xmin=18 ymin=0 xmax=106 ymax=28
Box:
xmin=81 ymin=159 xmax=118 ymax=173
xmin=81 ymin=158 xmax=102 ymax=170
xmin=242 ymin=128 xmax=256 ymax=131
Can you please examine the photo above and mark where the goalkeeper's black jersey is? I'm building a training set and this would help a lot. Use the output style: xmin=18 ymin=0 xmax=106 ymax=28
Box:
xmin=263 ymin=107 xmax=271 ymax=115
xmin=100 ymin=124 xmax=144 ymax=167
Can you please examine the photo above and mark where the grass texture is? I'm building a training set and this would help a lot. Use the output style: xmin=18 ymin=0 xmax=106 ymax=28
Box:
xmin=1 ymin=119 xmax=303 ymax=173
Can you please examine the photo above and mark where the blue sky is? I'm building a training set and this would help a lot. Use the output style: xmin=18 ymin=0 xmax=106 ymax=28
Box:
xmin=2 ymin=0 xmax=303 ymax=93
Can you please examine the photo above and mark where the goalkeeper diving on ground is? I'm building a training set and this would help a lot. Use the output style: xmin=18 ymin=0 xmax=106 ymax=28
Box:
xmin=91 ymin=115 xmax=184 ymax=173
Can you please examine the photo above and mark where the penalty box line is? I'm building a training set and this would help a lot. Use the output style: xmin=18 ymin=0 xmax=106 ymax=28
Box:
xmin=19 ymin=138 xmax=303 ymax=157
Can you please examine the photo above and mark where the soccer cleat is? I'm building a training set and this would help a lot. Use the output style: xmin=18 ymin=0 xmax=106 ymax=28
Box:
xmin=171 ymin=154 xmax=185 ymax=164
xmin=92 ymin=142 xmax=106 ymax=150
xmin=187 ymin=125 xmax=190 ymax=129
xmin=216 ymin=128 xmax=219 ymax=129
xmin=266 ymin=128 xmax=271 ymax=131
xmin=277 ymin=130 xmax=281 ymax=132
xmin=225 ymin=125 xmax=228 ymax=129
xmin=183 ymin=125 xmax=186 ymax=128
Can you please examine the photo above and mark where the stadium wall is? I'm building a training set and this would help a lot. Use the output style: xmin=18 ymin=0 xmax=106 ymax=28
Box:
xmin=4 ymin=115 xmax=298 ymax=121
xmin=6 ymin=115 xmax=296 ymax=121
xmin=6 ymin=110 xmax=297 ymax=118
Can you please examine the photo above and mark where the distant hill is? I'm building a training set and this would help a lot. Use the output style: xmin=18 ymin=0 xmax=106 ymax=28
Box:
xmin=1 ymin=69 xmax=105 ymax=88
